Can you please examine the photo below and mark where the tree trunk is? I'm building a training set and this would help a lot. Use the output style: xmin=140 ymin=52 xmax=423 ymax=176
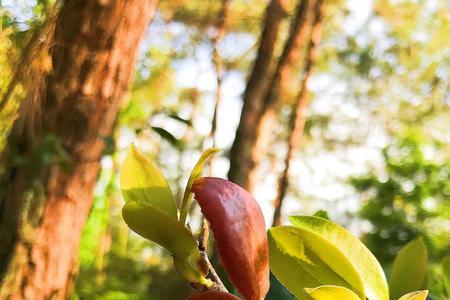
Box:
xmin=272 ymin=0 xmax=325 ymax=226
xmin=228 ymin=0 xmax=287 ymax=188
xmin=0 ymin=1 xmax=157 ymax=299
xmin=228 ymin=0 xmax=312 ymax=192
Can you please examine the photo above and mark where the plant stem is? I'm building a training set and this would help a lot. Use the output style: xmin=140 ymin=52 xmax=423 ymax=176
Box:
xmin=199 ymin=251 xmax=228 ymax=292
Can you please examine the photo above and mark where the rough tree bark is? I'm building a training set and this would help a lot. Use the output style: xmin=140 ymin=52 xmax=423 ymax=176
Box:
xmin=228 ymin=0 xmax=287 ymax=188
xmin=228 ymin=0 xmax=312 ymax=192
xmin=0 ymin=1 xmax=157 ymax=299
xmin=272 ymin=0 xmax=325 ymax=226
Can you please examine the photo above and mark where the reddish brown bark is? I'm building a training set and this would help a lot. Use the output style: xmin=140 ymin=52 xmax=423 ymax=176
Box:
xmin=0 ymin=1 xmax=157 ymax=299
xmin=272 ymin=0 xmax=325 ymax=226
xmin=228 ymin=0 xmax=287 ymax=188
xmin=228 ymin=0 xmax=312 ymax=192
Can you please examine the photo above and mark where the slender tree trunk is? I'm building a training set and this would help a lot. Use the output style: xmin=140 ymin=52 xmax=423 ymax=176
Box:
xmin=228 ymin=0 xmax=312 ymax=192
xmin=272 ymin=0 xmax=324 ymax=226
xmin=207 ymin=0 xmax=230 ymax=153
xmin=228 ymin=0 xmax=287 ymax=188
xmin=0 ymin=1 xmax=157 ymax=299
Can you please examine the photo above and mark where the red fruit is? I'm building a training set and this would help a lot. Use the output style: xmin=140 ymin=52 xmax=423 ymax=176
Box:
xmin=191 ymin=177 xmax=270 ymax=300
xmin=186 ymin=291 xmax=241 ymax=300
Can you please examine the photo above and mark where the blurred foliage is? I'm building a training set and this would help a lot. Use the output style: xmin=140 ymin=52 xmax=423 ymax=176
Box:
xmin=351 ymin=132 xmax=450 ymax=297
xmin=0 ymin=12 xmax=20 ymax=157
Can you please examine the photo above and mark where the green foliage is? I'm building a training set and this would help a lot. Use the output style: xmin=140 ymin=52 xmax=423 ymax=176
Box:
xmin=397 ymin=290 xmax=428 ymax=300
xmin=120 ymin=145 xmax=212 ymax=287
xmin=289 ymin=216 xmax=388 ymax=300
xmin=389 ymin=238 xmax=428 ymax=300
xmin=443 ymin=256 xmax=450 ymax=297
xmin=179 ymin=148 xmax=218 ymax=223
xmin=269 ymin=216 xmax=434 ymax=300
xmin=304 ymin=285 xmax=360 ymax=300
xmin=121 ymin=144 xmax=177 ymax=217
xmin=76 ymin=159 xmax=192 ymax=299
xmin=268 ymin=226 xmax=365 ymax=299
xmin=0 ymin=24 xmax=20 ymax=158
xmin=352 ymin=132 xmax=450 ymax=296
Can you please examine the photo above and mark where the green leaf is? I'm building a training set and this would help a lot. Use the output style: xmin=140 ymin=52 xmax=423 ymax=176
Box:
xmin=304 ymin=285 xmax=360 ymax=300
xmin=179 ymin=148 xmax=219 ymax=223
xmin=120 ymin=144 xmax=177 ymax=218
xmin=120 ymin=145 xmax=211 ymax=286
xmin=312 ymin=210 xmax=329 ymax=220
xmin=443 ymin=256 xmax=450 ymax=296
xmin=122 ymin=201 xmax=211 ymax=286
xmin=151 ymin=126 xmax=184 ymax=150
xmin=268 ymin=226 xmax=365 ymax=300
xmin=397 ymin=290 xmax=428 ymax=300
xmin=389 ymin=238 xmax=428 ymax=300
xmin=289 ymin=216 xmax=389 ymax=300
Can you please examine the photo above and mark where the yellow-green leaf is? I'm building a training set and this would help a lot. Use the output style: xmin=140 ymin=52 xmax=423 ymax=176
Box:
xmin=120 ymin=144 xmax=177 ymax=218
xmin=268 ymin=226 xmax=365 ymax=300
xmin=304 ymin=285 xmax=361 ymax=300
xmin=122 ymin=201 xmax=210 ymax=285
xmin=441 ymin=256 xmax=450 ymax=296
xmin=289 ymin=216 xmax=389 ymax=300
xmin=179 ymin=148 xmax=219 ymax=223
xmin=389 ymin=238 xmax=428 ymax=300
xmin=398 ymin=290 xmax=428 ymax=300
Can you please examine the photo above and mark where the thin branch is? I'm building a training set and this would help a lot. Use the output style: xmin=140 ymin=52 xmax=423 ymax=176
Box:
xmin=199 ymin=251 xmax=228 ymax=292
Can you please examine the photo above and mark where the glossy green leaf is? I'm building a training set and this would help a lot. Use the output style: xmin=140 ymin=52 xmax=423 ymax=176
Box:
xmin=289 ymin=216 xmax=389 ymax=300
xmin=397 ymin=290 xmax=428 ymax=300
xmin=268 ymin=226 xmax=365 ymax=300
xmin=179 ymin=148 xmax=219 ymax=223
xmin=389 ymin=238 xmax=428 ymax=300
xmin=443 ymin=256 xmax=450 ymax=296
xmin=304 ymin=285 xmax=360 ymax=300
xmin=122 ymin=201 xmax=211 ymax=286
xmin=120 ymin=144 xmax=177 ymax=218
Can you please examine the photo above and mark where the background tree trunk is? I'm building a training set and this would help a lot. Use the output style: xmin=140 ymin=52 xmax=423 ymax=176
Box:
xmin=272 ymin=0 xmax=325 ymax=226
xmin=0 ymin=1 xmax=157 ymax=299
xmin=228 ymin=0 xmax=287 ymax=188
xmin=228 ymin=0 xmax=312 ymax=192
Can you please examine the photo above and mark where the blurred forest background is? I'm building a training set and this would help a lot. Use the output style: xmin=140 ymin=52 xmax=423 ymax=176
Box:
xmin=0 ymin=0 xmax=449 ymax=299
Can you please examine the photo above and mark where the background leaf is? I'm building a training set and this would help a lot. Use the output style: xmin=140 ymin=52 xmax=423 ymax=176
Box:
xmin=268 ymin=226 xmax=365 ymax=300
xmin=389 ymin=238 xmax=428 ymax=300
xmin=151 ymin=126 xmax=184 ymax=150
xmin=289 ymin=216 xmax=388 ymax=300
xmin=120 ymin=144 xmax=177 ymax=218
xmin=442 ymin=256 xmax=450 ymax=297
